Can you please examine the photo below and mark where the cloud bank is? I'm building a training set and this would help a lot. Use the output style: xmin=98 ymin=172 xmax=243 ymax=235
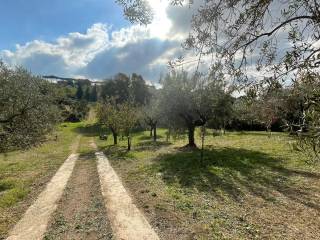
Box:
xmin=2 ymin=0 xmax=280 ymax=83
xmin=2 ymin=22 xmax=182 ymax=81
xmin=1 ymin=0 xmax=200 ymax=82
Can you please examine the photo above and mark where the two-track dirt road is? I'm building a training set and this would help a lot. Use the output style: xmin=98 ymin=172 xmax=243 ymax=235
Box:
xmin=6 ymin=138 xmax=159 ymax=240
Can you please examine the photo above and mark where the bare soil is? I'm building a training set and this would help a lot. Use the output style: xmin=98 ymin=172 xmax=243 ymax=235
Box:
xmin=6 ymin=154 xmax=78 ymax=240
xmin=96 ymin=151 xmax=159 ymax=240
xmin=44 ymin=152 xmax=113 ymax=240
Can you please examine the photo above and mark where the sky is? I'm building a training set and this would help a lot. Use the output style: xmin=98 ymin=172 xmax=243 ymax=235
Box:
xmin=0 ymin=0 xmax=196 ymax=83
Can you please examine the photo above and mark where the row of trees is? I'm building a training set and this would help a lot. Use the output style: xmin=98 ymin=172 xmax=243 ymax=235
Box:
xmin=97 ymin=71 xmax=234 ymax=148
xmin=1 ymin=59 xmax=318 ymax=162
xmin=56 ymin=79 xmax=97 ymax=122
xmin=97 ymin=70 xmax=319 ymax=162
xmin=97 ymin=73 xmax=152 ymax=150
xmin=75 ymin=81 xmax=98 ymax=102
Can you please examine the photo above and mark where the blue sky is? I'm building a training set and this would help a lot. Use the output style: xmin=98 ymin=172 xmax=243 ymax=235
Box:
xmin=0 ymin=1 xmax=301 ymax=84
xmin=0 ymin=0 xmax=129 ymax=50
xmin=0 ymin=0 xmax=197 ymax=82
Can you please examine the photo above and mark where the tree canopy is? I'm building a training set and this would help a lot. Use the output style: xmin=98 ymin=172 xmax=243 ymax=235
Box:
xmin=0 ymin=62 xmax=60 ymax=151
xmin=100 ymin=73 xmax=151 ymax=105
xmin=117 ymin=0 xmax=320 ymax=85
xmin=159 ymin=71 xmax=224 ymax=147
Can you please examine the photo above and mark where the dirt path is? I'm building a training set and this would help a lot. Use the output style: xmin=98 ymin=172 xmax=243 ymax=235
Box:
xmin=70 ymin=135 xmax=81 ymax=154
xmin=6 ymin=153 xmax=78 ymax=240
xmin=95 ymin=150 xmax=160 ymax=240
xmin=7 ymin=134 xmax=158 ymax=240
xmin=44 ymin=152 xmax=113 ymax=240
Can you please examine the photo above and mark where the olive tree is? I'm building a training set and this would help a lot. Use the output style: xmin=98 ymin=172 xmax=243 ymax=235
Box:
xmin=209 ymin=82 xmax=234 ymax=133
xmin=116 ymin=0 xmax=153 ymax=24
xmin=119 ymin=102 xmax=138 ymax=150
xmin=140 ymin=94 xmax=161 ymax=142
xmin=97 ymin=99 xmax=122 ymax=145
xmin=0 ymin=62 xmax=60 ymax=151
xmin=288 ymin=73 xmax=320 ymax=162
xmin=159 ymin=71 xmax=214 ymax=147
xmin=97 ymin=99 xmax=138 ymax=149
xmin=255 ymin=80 xmax=284 ymax=134
xmin=118 ymin=1 xmax=320 ymax=84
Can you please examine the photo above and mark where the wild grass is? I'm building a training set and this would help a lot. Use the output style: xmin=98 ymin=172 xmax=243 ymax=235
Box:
xmin=2 ymin=118 xmax=317 ymax=239
xmin=0 ymin=122 xmax=80 ymax=238
xmin=95 ymin=128 xmax=320 ymax=239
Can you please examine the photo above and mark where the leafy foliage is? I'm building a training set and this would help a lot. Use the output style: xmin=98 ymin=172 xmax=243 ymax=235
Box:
xmin=0 ymin=62 xmax=60 ymax=151
xmin=97 ymin=98 xmax=138 ymax=149
xmin=116 ymin=0 xmax=153 ymax=25
xmin=101 ymin=73 xmax=151 ymax=105
xmin=159 ymin=71 xmax=230 ymax=147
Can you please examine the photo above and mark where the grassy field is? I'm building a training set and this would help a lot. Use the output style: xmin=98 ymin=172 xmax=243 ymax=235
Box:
xmin=1 ymin=119 xmax=319 ymax=239
xmin=95 ymin=128 xmax=320 ymax=240
xmin=0 ymin=122 xmax=81 ymax=239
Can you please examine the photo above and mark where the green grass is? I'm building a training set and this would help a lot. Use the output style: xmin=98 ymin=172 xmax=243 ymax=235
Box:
xmin=0 ymin=122 xmax=81 ymax=238
xmin=95 ymin=128 xmax=320 ymax=239
xmin=2 ymin=117 xmax=319 ymax=239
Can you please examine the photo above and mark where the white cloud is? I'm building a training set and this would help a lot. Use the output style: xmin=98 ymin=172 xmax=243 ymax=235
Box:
xmin=1 ymin=23 xmax=110 ymax=72
xmin=111 ymin=24 xmax=151 ymax=47
xmin=1 ymin=20 xmax=183 ymax=81
xmin=0 ymin=1 xmax=208 ymax=82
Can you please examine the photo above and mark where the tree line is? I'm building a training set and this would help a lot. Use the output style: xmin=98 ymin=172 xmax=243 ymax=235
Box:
xmin=1 ymin=61 xmax=319 ymax=162
xmin=96 ymin=70 xmax=320 ymax=162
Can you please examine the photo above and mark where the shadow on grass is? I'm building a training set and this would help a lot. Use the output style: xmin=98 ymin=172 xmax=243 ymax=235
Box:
xmin=135 ymin=140 xmax=172 ymax=151
xmin=138 ymin=134 xmax=165 ymax=141
xmin=155 ymin=147 xmax=320 ymax=210
xmin=73 ymin=123 xmax=108 ymax=137
xmin=99 ymin=140 xmax=172 ymax=161
xmin=102 ymin=145 xmax=133 ymax=160
xmin=231 ymin=131 xmax=284 ymax=137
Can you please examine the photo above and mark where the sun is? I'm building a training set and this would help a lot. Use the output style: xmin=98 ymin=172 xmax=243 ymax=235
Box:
xmin=146 ymin=0 xmax=172 ymax=39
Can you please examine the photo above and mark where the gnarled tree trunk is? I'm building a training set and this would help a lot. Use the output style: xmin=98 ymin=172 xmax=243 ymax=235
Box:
xmin=180 ymin=113 xmax=207 ymax=148
xmin=187 ymin=125 xmax=196 ymax=147
xmin=153 ymin=123 xmax=157 ymax=142
xmin=110 ymin=128 xmax=118 ymax=145
xmin=127 ymin=136 xmax=131 ymax=151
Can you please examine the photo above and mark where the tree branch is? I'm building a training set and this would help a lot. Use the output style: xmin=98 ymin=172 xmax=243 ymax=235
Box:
xmin=234 ymin=15 xmax=315 ymax=53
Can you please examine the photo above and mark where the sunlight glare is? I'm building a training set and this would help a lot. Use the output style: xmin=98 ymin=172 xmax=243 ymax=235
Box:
xmin=147 ymin=0 xmax=171 ymax=39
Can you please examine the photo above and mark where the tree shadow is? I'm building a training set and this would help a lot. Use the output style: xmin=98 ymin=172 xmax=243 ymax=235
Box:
xmin=232 ymin=131 xmax=284 ymax=137
xmin=78 ymin=151 xmax=97 ymax=160
xmin=99 ymin=140 xmax=173 ymax=161
xmin=73 ymin=123 xmax=108 ymax=137
xmin=135 ymin=140 xmax=172 ymax=151
xmin=138 ymin=134 xmax=165 ymax=141
xmin=101 ymin=145 xmax=133 ymax=160
xmin=155 ymin=147 xmax=320 ymax=210
xmin=138 ymin=135 xmax=155 ymax=141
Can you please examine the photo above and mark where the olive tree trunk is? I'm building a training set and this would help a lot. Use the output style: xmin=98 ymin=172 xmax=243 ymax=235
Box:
xmin=127 ymin=136 xmax=131 ymax=151
xmin=153 ymin=123 xmax=157 ymax=142
xmin=110 ymin=128 xmax=118 ymax=145
xmin=187 ymin=125 xmax=196 ymax=147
